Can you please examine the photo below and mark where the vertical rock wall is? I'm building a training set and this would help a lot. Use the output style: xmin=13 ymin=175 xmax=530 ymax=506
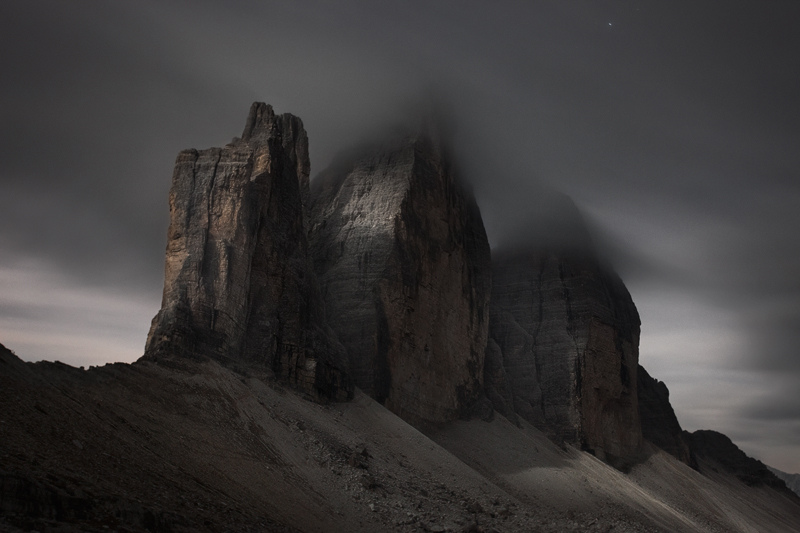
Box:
xmin=140 ymin=103 xmax=776 ymax=478
xmin=309 ymin=129 xmax=491 ymax=425
xmin=637 ymin=364 xmax=694 ymax=465
xmin=488 ymin=246 xmax=642 ymax=463
xmin=144 ymin=103 xmax=350 ymax=401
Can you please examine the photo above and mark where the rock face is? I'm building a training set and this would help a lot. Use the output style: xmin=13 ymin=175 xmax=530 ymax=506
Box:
xmin=144 ymin=103 xmax=351 ymax=401
xmin=309 ymin=126 xmax=491 ymax=425
xmin=637 ymin=364 xmax=694 ymax=466
xmin=486 ymin=239 xmax=642 ymax=464
xmin=690 ymin=430 xmax=795 ymax=496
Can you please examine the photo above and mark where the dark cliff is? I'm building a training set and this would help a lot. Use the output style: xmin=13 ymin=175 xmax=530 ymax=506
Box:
xmin=485 ymin=195 xmax=642 ymax=464
xmin=637 ymin=364 xmax=694 ymax=466
xmin=308 ymin=126 xmax=491 ymax=426
xmin=144 ymin=103 xmax=351 ymax=401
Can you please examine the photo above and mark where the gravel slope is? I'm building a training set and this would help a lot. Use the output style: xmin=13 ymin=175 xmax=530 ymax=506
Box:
xmin=2 ymin=345 xmax=799 ymax=532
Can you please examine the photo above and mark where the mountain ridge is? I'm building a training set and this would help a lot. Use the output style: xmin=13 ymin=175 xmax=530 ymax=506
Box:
xmin=2 ymin=102 xmax=799 ymax=532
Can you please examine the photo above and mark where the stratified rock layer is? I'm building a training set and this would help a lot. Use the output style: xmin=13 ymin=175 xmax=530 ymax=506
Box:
xmin=637 ymin=364 xmax=694 ymax=466
xmin=309 ymin=128 xmax=491 ymax=425
xmin=145 ymin=103 xmax=350 ymax=401
xmin=487 ymin=245 xmax=642 ymax=464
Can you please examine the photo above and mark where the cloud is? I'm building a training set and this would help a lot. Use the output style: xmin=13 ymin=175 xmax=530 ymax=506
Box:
xmin=0 ymin=258 xmax=158 ymax=366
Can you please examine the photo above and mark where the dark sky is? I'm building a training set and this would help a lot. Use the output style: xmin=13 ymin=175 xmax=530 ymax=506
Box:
xmin=2 ymin=1 xmax=799 ymax=473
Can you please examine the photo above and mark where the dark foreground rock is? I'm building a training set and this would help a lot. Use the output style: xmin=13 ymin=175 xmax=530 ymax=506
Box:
xmin=144 ymin=103 xmax=350 ymax=401
xmin=309 ymin=124 xmax=491 ymax=426
xmin=5 ymin=342 xmax=800 ymax=533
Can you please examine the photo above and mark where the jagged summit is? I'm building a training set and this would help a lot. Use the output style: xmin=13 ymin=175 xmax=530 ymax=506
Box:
xmin=309 ymin=126 xmax=491 ymax=426
xmin=241 ymin=101 xmax=278 ymax=142
xmin=144 ymin=103 xmax=349 ymax=401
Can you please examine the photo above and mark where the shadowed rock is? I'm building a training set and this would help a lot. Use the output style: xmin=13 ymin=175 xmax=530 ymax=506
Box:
xmin=486 ymin=195 xmax=642 ymax=465
xmin=309 ymin=123 xmax=491 ymax=426
xmin=768 ymin=466 xmax=800 ymax=498
xmin=637 ymin=364 xmax=694 ymax=466
xmin=690 ymin=430 xmax=796 ymax=497
xmin=483 ymin=336 xmax=519 ymax=425
xmin=144 ymin=103 xmax=351 ymax=401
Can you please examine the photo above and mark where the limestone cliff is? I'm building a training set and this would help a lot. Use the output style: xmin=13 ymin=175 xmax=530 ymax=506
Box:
xmin=637 ymin=364 xmax=694 ymax=466
xmin=308 ymin=126 xmax=491 ymax=425
xmin=144 ymin=103 xmax=350 ymax=401
xmin=486 ymin=210 xmax=642 ymax=463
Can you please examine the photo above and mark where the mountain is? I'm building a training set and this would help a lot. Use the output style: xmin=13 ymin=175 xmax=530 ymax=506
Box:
xmin=637 ymin=364 xmax=694 ymax=466
xmin=770 ymin=467 xmax=800 ymax=498
xmin=2 ymin=103 xmax=800 ymax=532
xmin=144 ymin=103 xmax=350 ymax=401
xmin=689 ymin=430 xmax=793 ymax=493
xmin=308 ymin=123 xmax=491 ymax=426
xmin=486 ymin=240 xmax=642 ymax=467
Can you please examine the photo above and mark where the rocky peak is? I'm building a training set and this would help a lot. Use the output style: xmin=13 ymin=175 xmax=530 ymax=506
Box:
xmin=144 ymin=102 xmax=350 ymax=401
xmin=309 ymin=124 xmax=491 ymax=426
xmin=485 ymin=194 xmax=642 ymax=465
xmin=240 ymin=102 xmax=311 ymax=213
xmin=241 ymin=101 xmax=278 ymax=142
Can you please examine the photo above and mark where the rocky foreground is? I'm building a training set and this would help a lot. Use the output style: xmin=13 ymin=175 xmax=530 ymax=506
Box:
xmin=2 ymin=344 xmax=800 ymax=532
xmin=2 ymin=103 xmax=800 ymax=531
